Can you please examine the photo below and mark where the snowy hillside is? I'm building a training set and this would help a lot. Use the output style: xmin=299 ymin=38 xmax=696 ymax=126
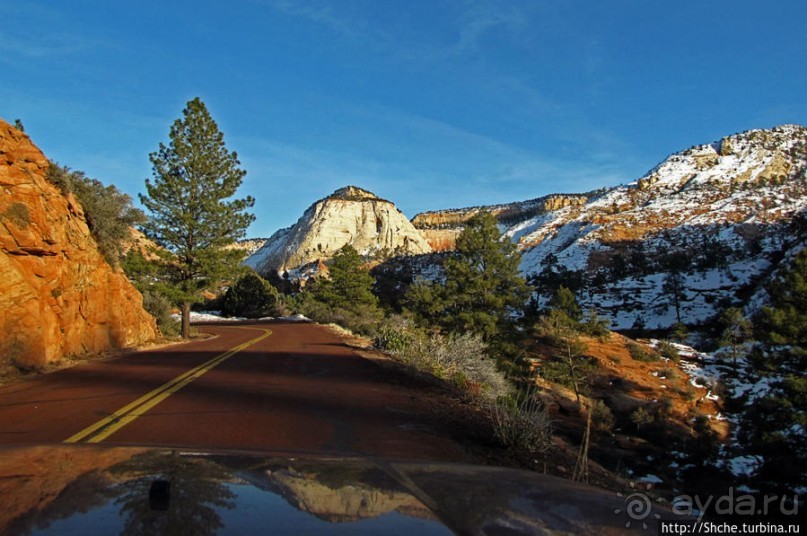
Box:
xmin=509 ymin=124 xmax=807 ymax=329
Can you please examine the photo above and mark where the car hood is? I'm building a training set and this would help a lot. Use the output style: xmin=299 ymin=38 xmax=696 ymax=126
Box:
xmin=0 ymin=444 xmax=666 ymax=535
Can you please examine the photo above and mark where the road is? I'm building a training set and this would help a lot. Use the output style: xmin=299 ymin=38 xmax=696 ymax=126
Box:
xmin=0 ymin=321 xmax=472 ymax=461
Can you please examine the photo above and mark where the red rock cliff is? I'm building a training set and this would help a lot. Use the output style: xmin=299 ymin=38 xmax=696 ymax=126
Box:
xmin=0 ymin=119 xmax=157 ymax=369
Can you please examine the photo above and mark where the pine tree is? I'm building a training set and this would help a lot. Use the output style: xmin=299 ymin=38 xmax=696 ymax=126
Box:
xmin=410 ymin=212 xmax=528 ymax=341
xmin=312 ymin=245 xmax=378 ymax=310
xmin=662 ymin=270 xmax=685 ymax=325
xmin=551 ymin=286 xmax=581 ymax=322
xmin=718 ymin=307 xmax=752 ymax=365
xmin=740 ymin=248 xmax=807 ymax=496
xmin=537 ymin=287 xmax=597 ymax=403
xmin=757 ymin=248 xmax=807 ymax=347
xmin=139 ymin=98 xmax=255 ymax=337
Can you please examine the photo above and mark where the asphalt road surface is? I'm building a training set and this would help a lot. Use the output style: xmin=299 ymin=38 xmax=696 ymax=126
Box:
xmin=0 ymin=321 xmax=471 ymax=461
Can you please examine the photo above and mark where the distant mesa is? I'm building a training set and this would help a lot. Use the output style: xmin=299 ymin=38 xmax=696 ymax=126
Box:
xmin=245 ymin=185 xmax=432 ymax=275
xmin=411 ymin=193 xmax=590 ymax=251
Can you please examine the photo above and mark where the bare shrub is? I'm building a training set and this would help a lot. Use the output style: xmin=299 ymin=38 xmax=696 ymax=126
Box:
xmin=491 ymin=389 xmax=553 ymax=454
xmin=592 ymin=399 xmax=615 ymax=433
xmin=440 ymin=333 xmax=511 ymax=400
xmin=4 ymin=203 xmax=30 ymax=228
xmin=379 ymin=324 xmax=510 ymax=402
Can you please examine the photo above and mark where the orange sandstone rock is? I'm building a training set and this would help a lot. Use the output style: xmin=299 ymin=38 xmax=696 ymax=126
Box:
xmin=0 ymin=119 xmax=157 ymax=369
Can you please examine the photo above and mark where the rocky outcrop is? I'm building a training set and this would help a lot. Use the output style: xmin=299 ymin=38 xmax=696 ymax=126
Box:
xmin=412 ymin=194 xmax=588 ymax=250
xmin=0 ymin=119 xmax=157 ymax=369
xmin=418 ymin=228 xmax=462 ymax=252
xmin=225 ymin=237 xmax=269 ymax=257
xmin=246 ymin=186 xmax=432 ymax=274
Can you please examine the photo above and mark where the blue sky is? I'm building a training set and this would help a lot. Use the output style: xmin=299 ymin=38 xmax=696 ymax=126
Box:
xmin=3 ymin=1 xmax=805 ymax=237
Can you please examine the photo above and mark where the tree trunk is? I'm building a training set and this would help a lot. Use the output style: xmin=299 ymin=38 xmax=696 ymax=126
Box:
xmin=566 ymin=343 xmax=581 ymax=404
xmin=181 ymin=302 xmax=191 ymax=338
xmin=573 ymin=403 xmax=592 ymax=484
xmin=674 ymin=292 xmax=681 ymax=324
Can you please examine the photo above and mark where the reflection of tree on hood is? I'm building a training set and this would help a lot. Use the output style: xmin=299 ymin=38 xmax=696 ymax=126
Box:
xmin=112 ymin=452 xmax=236 ymax=536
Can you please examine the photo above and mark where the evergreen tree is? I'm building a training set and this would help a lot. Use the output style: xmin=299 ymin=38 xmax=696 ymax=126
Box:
xmin=139 ymin=97 xmax=255 ymax=337
xmin=409 ymin=212 xmax=528 ymax=341
xmin=222 ymin=271 xmax=279 ymax=318
xmin=311 ymin=245 xmax=378 ymax=310
xmin=741 ymin=248 xmax=807 ymax=496
xmin=757 ymin=248 xmax=807 ymax=347
xmin=551 ymin=285 xmax=581 ymax=321
xmin=538 ymin=308 xmax=589 ymax=402
xmin=662 ymin=270 xmax=685 ymax=325
xmin=718 ymin=307 xmax=752 ymax=365
xmin=537 ymin=287 xmax=598 ymax=403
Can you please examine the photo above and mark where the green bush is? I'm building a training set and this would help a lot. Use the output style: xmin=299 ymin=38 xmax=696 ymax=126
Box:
xmin=581 ymin=308 xmax=611 ymax=339
xmin=47 ymin=163 xmax=145 ymax=266
xmin=373 ymin=325 xmax=413 ymax=352
xmin=141 ymin=290 xmax=180 ymax=338
xmin=627 ymin=341 xmax=660 ymax=362
xmin=327 ymin=303 xmax=384 ymax=336
xmin=657 ymin=395 xmax=674 ymax=417
xmin=656 ymin=340 xmax=681 ymax=362
xmin=4 ymin=202 xmax=31 ymax=228
xmin=221 ymin=271 xmax=279 ymax=318
xmin=631 ymin=407 xmax=655 ymax=430
xmin=592 ymin=400 xmax=615 ymax=432
xmin=292 ymin=287 xmax=384 ymax=336
xmin=658 ymin=367 xmax=677 ymax=380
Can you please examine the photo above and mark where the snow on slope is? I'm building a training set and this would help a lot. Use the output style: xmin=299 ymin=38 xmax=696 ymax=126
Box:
xmin=509 ymin=125 xmax=807 ymax=330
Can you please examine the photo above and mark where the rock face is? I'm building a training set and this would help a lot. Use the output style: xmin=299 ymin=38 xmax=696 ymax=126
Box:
xmin=412 ymin=194 xmax=588 ymax=251
xmin=225 ymin=237 xmax=269 ymax=257
xmin=0 ymin=119 xmax=157 ymax=369
xmin=246 ymin=186 xmax=432 ymax=275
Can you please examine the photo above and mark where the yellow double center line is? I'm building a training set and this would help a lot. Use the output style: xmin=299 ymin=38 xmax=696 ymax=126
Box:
xmin=65 ymin=327 xmax=272 ymax=444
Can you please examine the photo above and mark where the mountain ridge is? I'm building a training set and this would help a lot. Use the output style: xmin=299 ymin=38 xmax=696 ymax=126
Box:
xmin=246 ymin=123 xmax=806 ymax=332
xmin=510 ymin=123 xmax=806 ymax=329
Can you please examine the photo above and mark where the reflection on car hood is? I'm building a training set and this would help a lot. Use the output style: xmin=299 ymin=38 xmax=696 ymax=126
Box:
xmin=0 ymin=445 xmax=665 ymax=534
